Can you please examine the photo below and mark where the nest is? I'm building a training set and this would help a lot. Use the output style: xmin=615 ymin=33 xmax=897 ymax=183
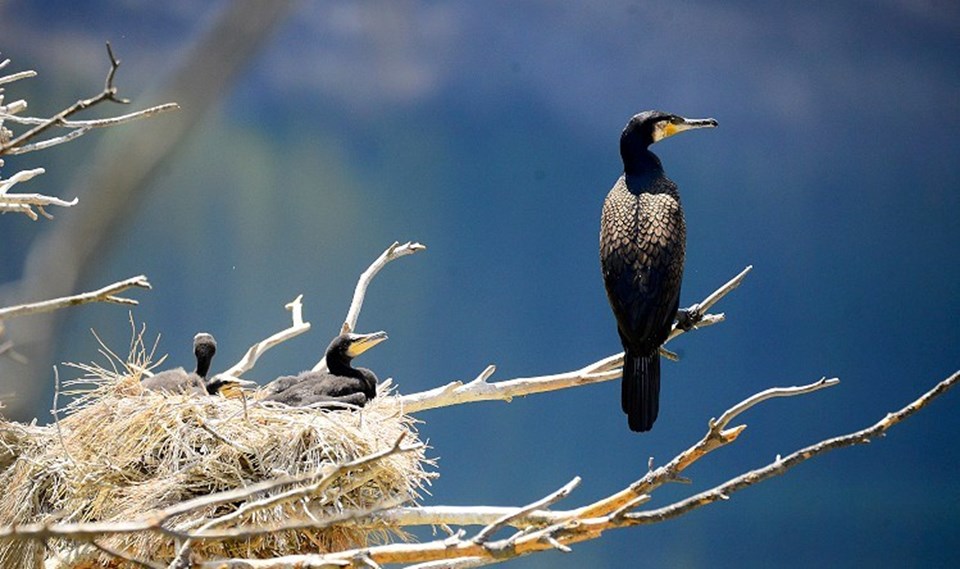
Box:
xmin=0 ymin=336 xmax=431 ymax=568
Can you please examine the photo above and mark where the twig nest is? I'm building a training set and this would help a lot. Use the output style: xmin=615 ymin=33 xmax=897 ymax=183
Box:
xmin=0 ymin=367 xmax=430 ymax=568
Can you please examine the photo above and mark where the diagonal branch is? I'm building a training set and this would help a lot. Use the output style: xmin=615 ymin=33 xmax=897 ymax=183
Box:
xmin=312 ymin=241 xmax=426 ymax=372
xmin=625 ymin=371 xmax=960 ymax=525
xmin=397 ymin=267 xmax=750 ymax=414
xmin=472 ymin=477 xmax=581 ymax=544
xmin=0 ymin=103 xmax=180 ymax=130
xmin=0 ymin=275 xmax=151 ymax=321
xmin=217 ymin=295 xmax=311 ymax=380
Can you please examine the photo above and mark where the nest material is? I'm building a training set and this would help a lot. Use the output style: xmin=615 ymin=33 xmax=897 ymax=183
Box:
xmin=0 ymin=350 xmax=430 ymax=568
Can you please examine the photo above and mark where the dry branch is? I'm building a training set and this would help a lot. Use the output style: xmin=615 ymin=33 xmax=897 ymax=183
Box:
xmin=0 ymin=43 xmax=178 ymax=157
xmin=397 ymin=266 xmax=751 ymax=415
xmin=0 ymin=167 xmax=80 ymax=220
xmin=218 ymin=294 xmax=311 ymax=381
xmin=0 ymin=275 xmax=151 ymax=321
xmin=312 ymin=241 xmax=426 ymax=372
xmin=0 ymin=102 xmax=179 ymax=131
xmin=182 ymin=370 xmax=958 ymax=569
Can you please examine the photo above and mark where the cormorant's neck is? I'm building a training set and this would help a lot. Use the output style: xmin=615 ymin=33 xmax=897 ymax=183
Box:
xmin=327 ymin=356 xmax=357 ymax=377
xmin=329 ymin=357 xmax=377 ymax=398
xmin=195 ymin=352 xmax=213 ymax=378
xmin=356 ymin=368 xmax=378 ymax=399
xmin=621 ymin=148 xmax=663 ymax=177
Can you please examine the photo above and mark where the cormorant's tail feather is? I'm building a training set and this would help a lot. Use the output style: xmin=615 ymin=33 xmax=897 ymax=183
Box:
xmin=622 ymin=349 xmax=660 ymax=432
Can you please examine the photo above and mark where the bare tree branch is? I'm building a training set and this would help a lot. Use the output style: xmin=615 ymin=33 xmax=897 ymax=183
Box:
xmin=397 ymin=267 xmax=750 ymax=415
xmin=0 ymin=275 xmax=151 ymax=321
xmin=182 ymin=370 xmax=958 ymax=568
xmin=471 ymin=477 xmax=581 ymax=544
xmin=217 ymin=294 xmax=311 ymax=381
xmin=0 ymin=102 xmax=179 ymax=130
xmin=313 ymin=241 xmax=426 ymax=372
xmin=0 ymin=167 xmax=75 ymax=221
xmin=0 ymin=43 xmax=176 ymax=156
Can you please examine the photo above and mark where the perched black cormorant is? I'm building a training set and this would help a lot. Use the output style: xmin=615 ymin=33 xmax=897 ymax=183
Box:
xmin=600 ymin=111 xmax=717 ymax=432
xmin=262 ymin=331 xmax=388 ymax=407
xmin=141 ymin=332 xmax=218 ymax=395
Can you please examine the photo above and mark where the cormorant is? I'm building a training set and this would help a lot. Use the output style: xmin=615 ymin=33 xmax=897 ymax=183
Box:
xmin=262 ymin=331 xmax=388 ymax=407
xmin=600 ymin=111 xmax=717 ymax=432
xmin=141 ymin=332 xmax=218 ymax=395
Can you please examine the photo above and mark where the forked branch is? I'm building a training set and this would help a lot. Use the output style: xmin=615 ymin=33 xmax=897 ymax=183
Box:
xmin=0 ymin=43 xmax=178 ymax=157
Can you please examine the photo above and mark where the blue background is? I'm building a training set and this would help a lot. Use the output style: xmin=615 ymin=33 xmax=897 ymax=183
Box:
xmin=1 ymin=2 xmax=959 ymax=567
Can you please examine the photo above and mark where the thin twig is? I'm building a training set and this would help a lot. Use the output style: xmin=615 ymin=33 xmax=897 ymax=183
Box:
xmin=713 ymin=376 xmax=839 ymax=430
xmin=0 ymin=69 xmax=37 ymax=86
xmin=1 ymin=43 xmax=127 ymax=155
xmin=0 ymin=102 xmax=179 ymax=129
xmin=50 ymin=366 xmax=76 ymax=465
xmin=90 ymin=540 xmax=165 ymax=569
xmin=2 ymin=127 xmax=91 ymax=155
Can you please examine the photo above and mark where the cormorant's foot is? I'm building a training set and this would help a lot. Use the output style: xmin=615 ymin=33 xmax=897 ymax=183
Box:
xmin=675 ymin=305 xmax=703 ymax=332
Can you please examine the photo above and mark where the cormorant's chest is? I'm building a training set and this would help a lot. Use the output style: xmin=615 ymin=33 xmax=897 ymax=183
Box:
xmin=601 ymin=177 xmax=685 ymax=243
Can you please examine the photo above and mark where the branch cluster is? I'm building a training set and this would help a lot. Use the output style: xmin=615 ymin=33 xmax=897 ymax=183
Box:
xmin=0 ymin=45 xmax=177 ymax=220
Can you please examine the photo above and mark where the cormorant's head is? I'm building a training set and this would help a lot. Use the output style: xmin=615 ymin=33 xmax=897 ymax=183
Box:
xmin=620 ymin=111 xmax=717 ymax=169
xmin=327 ymin=331 xmax=389 ymax=363
xmin=193 ymin=332 xmax=217 ymax=361
xmin=193 ymin=332 xmax=217 ymax=377
xmin=205 ymin=375 xmax=257 ymax=398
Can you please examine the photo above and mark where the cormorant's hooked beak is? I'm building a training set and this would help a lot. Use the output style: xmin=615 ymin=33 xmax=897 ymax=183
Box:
xmin=346 ymin=331 xmax=389 ymax=358
xmin=653 ymin=115 xmax=718 ymax=143
xmin=207 ymin=375 xmax=258 ymax=398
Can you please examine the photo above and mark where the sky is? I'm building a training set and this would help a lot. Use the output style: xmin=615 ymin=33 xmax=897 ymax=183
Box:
xmin=1 ymin=1 xmax=959 ymax=567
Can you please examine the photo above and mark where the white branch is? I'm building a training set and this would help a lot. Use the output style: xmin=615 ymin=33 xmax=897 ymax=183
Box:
xmin=312 ymin=241 xmax=426 ymax=372
xmin=0 ymin=275 xmax=151 ymax=321
xmin=0 ymin=102 xmax=179 ymax=129
xmin=472 ymin=477 xmax=580 ymax=543
xmin=398 ymin=267 xmax=751 ymax=414
xmin=0 ymin=167 xmax=45 ymax=194
xmin=218 ymin=295 xmax=311 ymax=380
xmin=0 ymin=69 xmax=36 ymax=86
xmin=3 ymin=126 xmax=91 ymax=155
xmin=397 ymin=355 xmax=622 ymax=415
xmin=0 ymin=166 xmax=79 ymax=221
xmin=713 ymin=376 xmax=839 ymax=430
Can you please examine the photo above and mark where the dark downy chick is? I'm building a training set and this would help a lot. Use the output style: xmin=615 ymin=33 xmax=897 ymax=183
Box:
xmin=141 ymin=333 xmax=217 ymax=395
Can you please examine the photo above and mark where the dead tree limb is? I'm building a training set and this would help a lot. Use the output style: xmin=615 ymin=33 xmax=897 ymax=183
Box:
xmin=312 ymin=241 xmax=426 ymax=372
xmin=185 ymin=370 xmax=958 ymax=569
xmin=397 ymin=266 xmax=751 ymax=415
xmin=0 ymin=275 xmax=151 ymax=321
xmin=0 ymin=43 xmax=177 ymax=156
xmin=217 ymin=295 xmax=311 ymax=381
